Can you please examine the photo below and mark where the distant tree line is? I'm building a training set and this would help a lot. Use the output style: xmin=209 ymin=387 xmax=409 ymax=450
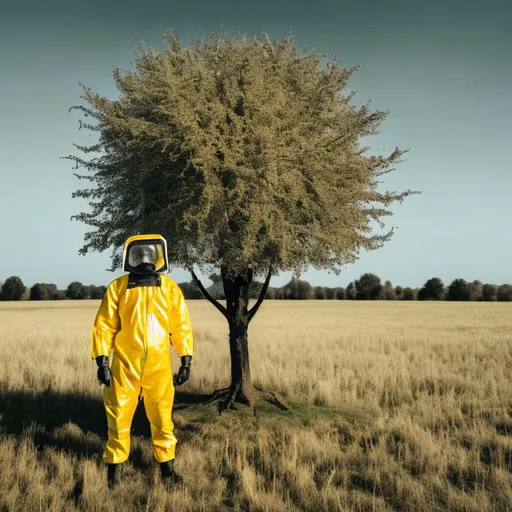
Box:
xmin=1 ymin=273 xmax=512 ymax=302
xmin=176 ymin=273 xmax=512 ymax=302
xmin=0 ymin=277 xmax=106 ymax=301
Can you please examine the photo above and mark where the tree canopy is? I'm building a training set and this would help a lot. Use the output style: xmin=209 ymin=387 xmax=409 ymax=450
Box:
xmin=355 ymin=272 xmax=382 ymax=300
xmin=1 ymin=276 xmax=25 ymax=301
xmin=66 ymin=281 xmax=87 ymax=300
xmin=447 ymin=278 xmax=471 ymax=301
xmin=417 ymin=277 xmax=444 ymax=300
xmin=68 ymin=31 xmax=415 ymax=280
xmin=482 ymin=283 xmax=497 ymax=302
xmin=30 ymin=283 xmax=60 ymax=301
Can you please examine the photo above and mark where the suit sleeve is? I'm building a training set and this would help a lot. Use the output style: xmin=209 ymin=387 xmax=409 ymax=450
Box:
xmin=169 ymin=284 xmax=194 ymax=358
xmin=91 ymin=281 xmax=120 ymax=359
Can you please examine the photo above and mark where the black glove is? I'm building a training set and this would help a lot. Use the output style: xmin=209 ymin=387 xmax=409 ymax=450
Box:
xmin=174 ymin=356 xmax=192 ymax=386
xmin=96 ymin=356 xmax=111 ymax=387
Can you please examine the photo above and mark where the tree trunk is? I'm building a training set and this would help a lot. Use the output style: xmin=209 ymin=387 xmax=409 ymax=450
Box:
xmin=222 ymin=267 xmax=254 ymax=407
xmin=189 ymin=265 xmax=281 ymax=411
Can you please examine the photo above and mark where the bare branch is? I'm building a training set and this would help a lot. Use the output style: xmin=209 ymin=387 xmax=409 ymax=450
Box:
xmin=188 ymin=267 xmax=228 ymax=319
xmin=247 ymin=267 xmax=272 ymax=323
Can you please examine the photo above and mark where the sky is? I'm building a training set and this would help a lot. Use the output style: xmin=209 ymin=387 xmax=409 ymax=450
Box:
xmin=1 ymin=0 xmax=511 ymax=290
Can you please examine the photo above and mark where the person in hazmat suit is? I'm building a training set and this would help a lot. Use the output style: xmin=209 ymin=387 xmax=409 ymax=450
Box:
xmin=91 ymin=234 xmax=194 ymax=488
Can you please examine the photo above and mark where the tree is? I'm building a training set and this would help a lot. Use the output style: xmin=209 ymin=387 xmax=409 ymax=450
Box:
xmin=314 ymin=286 xmax=325 ymax=300
xmin=282 ymin=278 xmax=313 ymax=300
xmin=206 ymin=273 xmax=225 ymax=300
xmin=266 ymin=287 xmax=276 ymax=300
xmin=497 ymin=284 xmax=512 ymax=302
xmin=324 ymin=287 xmax=336 ymax=300
xmin=401 ymin=287 xmax=415 ymax=300
xmin=469 ymin=280 xmax=483 ymax=302
xmin=66 ymin=281 xmax=87 ymax=300
xmin=273 ymin=287 xmax=285 ymax=300
xmin=178 ymin=281 xmax=204 ymax=299
xmin=335 ymin=287 xmax=346 ymax=299
xmin=346 ymin=282 xmax=357 ymax=300
xmin=1 ymin=276 xmax=25 ymax=301
xmin=30 ymin=283 xmax=61 ymax=300
xmin=248 ymin=280 xmax=264 ymax=299
xmin=54 ymin=289 xmax=66 ymax=300
xmin=380 ymin=280 xmax=395 ymax=300
xmin=86 ymin=284 xmax=107 ymax=299
xmin=417 ymin=277 xmax=444 ymax=301
xmin=282 ymin=279 xmax=297 ymax=299
xmin=297 ymin=280 xmax=313 ymax=300
xmin=355 ymin=273 xmax=382 ymax=300
xmin=447 ymin=278 xmax=471 ymax=301
xmin=482 ymin=283 xmax=497 ymax=302
xmin=68 ymin=31 xmax=415 ymax=410
xmin=283 ymin=279 xmax=294 ymax=299
xmin=394 ymin=285 xmax=403 ymax=299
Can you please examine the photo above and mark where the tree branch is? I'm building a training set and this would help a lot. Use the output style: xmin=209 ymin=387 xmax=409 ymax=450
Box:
xmin=188 ymin=267 xmax=228 ymax=319
xmin=247 ymin=267 xmax=272 ymax=323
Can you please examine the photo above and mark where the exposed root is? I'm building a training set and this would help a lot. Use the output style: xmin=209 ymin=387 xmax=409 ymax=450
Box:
xmin=255 ymin=386 xmax=289 ymax=411
xmin=203 ymin=387 xmax=231 ymax=405
xmin=200 ymin=385 xmax=289 ymax=414
xmin=218 ymin=382 xmax=242 ymax=414
xmin=201 ymin=386 xmax=241 ymax=414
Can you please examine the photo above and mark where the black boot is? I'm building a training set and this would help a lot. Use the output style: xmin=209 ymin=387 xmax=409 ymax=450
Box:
xmin=107 ymin=464 xmax=121 ymax=488
xmin=160 ymin=459 xmax=183 ymax=487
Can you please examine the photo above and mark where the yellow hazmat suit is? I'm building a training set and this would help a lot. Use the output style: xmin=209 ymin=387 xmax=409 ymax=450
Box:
xmin=91 ymin=234 xmax=193 ymax=464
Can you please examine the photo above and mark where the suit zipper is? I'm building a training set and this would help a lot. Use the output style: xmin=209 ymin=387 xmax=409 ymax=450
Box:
xmin=141 ymin=287 xmax=148 ymax=376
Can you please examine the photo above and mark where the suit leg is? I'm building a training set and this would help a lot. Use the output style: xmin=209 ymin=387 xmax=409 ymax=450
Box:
xmin=142 ymin=377 xmax=177 ymax=463
xmin=102 ymin=358 xmax=141 ymax=464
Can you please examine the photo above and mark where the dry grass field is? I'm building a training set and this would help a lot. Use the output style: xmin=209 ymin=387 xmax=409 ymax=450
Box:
xmin=1 ymin=299 xmax=512 ymax=511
